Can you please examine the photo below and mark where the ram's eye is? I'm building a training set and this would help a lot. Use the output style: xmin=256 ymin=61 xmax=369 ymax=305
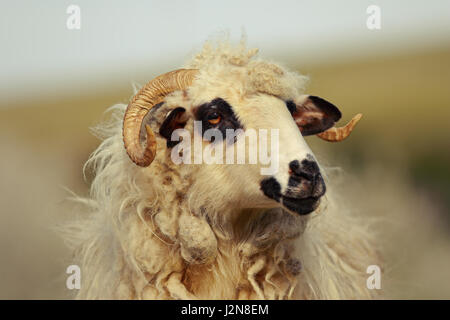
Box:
xmin=207 ymin=112 xmax=221 ymax=125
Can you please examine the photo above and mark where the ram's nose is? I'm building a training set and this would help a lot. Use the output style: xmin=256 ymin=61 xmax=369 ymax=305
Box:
xmin=259 ymin=156 xmax=326 ymax=215
xmin=287 ymin=159 xmax=325 ymax=199
xmin=289 ymin=159 xmax=320 ymax=182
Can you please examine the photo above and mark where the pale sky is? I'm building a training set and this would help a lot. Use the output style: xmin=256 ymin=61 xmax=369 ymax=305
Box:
xmin=1 ymin=0 xmax=450 ymax=106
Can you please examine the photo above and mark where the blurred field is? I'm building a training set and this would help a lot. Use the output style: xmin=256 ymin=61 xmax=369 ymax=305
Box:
xmin=1 ymin=46 xmax=450 ymax=299
xmin=303 ymin=47 xmax=450 ymax=222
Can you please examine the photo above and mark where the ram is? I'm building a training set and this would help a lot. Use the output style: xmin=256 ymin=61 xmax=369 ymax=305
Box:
xmin=65 ymin=40 xmax=378 ymax=299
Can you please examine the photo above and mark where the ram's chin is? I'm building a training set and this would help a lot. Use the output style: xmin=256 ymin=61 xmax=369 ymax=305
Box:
xmin=281 ymin=196 xmax=320 ymax=216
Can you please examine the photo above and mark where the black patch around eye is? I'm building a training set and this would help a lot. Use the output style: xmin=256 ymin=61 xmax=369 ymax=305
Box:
xmin=195 ymin=98 xmax=243 ymax=143
xmin=207 ymin=112 xmax=220 ymax=120
xmin=286 ymin=100 xmax=297 ymax=114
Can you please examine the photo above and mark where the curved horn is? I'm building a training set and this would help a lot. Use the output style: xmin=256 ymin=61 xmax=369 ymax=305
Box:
xmin=123 ymin=69 xmax=198 ymax=166
xmin=317 ymin=113 xmax=363 ymax=142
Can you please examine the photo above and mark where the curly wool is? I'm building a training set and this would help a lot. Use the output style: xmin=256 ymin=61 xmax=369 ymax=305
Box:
xmin=63 ymin=40 xmax=381 ymax=299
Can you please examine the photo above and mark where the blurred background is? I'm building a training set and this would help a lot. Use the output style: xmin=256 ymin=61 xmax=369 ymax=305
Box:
xmin=0 ymin=0 xmax=449 ymax=299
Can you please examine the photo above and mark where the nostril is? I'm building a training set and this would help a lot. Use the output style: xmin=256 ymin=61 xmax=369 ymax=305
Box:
xmin=301 ymin=159 xmax=320 ymax=176
xmin=289 ymin=159 xmax=320 ymax=181
xmin=289 ymin=160 xmax=300 ymax=173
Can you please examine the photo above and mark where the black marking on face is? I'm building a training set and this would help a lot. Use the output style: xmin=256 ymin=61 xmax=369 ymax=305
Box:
xmin=286 ymin=174 xmax=326 ymax=199
xmin=290 ymin=158 xmax=320 ymax=180
xmin=195 ymin=98 xmax=243 ymax=144
xmin=283 ymin=155 xmax=326 ymax=214
xmin=260 ymin=177 xmax=281 ymax=202
xmin=281 ymin=196 xmax=319 ymax=215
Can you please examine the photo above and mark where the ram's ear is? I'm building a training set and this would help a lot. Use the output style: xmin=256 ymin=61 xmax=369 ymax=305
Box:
xmin=158 ymin=107 xmax=188 ymax=148
xmin=292 ymin=95 xmax=342 ymax=136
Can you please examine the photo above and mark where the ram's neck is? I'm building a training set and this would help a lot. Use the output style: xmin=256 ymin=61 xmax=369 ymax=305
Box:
xmin=182 ymin=207 xmax=306 ymax=299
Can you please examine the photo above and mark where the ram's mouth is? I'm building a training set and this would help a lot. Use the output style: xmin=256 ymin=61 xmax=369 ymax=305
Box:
xmin=281 ymin=196 xmax=320 ymax=216
xmin=260 ymin=177 xmax=323 ymax=216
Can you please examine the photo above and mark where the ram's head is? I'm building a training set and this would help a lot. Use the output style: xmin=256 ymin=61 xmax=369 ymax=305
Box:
xmin=122 ymin=66 xmax=361 ymax=216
